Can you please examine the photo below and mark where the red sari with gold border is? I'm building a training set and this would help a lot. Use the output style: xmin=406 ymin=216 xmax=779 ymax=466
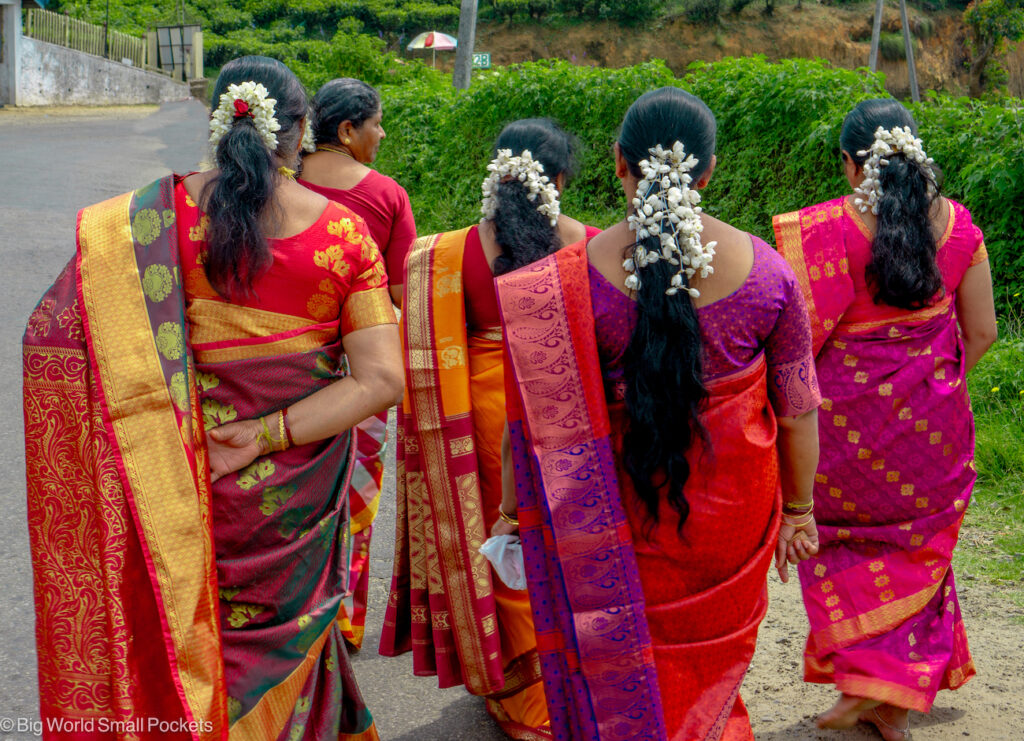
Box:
xmin=496 ymin=241 xmax=783 ymax=741
xmin=773 ymin=197 xmax=981 ymax=711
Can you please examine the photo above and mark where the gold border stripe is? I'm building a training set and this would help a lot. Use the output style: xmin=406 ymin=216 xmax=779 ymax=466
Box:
xmin=229 ymin=619 xmax=334 ymax=741
xmin=193 ymin=327 xmax=337 ymax=364
xmin=79 ymin=192 xmax=223 ymax=738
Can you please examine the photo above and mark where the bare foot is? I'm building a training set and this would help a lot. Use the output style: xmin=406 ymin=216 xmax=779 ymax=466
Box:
xmin=859 ymin=704 xmax=910 ymax=740
xmin=816 ymin=693 xmax=882 ymax=729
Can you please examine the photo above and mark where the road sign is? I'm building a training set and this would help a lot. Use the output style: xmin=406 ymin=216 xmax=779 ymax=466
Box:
xmin=472 ymin=52 xmax=491 ymax=69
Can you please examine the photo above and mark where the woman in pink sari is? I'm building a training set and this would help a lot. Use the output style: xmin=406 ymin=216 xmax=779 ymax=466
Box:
xmin=773 ymin=99 xmax=997 ymax=740
xmin=298 ymin=77 xmax=417 ymax=650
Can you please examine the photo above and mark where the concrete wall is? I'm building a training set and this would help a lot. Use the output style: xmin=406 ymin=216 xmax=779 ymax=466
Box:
xmin=16 ymin=36 xmax=188 ymax=106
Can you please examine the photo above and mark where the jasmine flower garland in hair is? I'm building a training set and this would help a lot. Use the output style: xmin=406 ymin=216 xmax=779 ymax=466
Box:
xmin=624 ymin=141 xmax=717 ymax=298
xmin=480 ymin=149 xmax=561 ymax=227
xmin=209 ymin=81 xmax=282 ymax=152
xmin=301 ymin=116 xmax=316 ymax=153
xmin=853 ymin=125 xmax=936 ymax=215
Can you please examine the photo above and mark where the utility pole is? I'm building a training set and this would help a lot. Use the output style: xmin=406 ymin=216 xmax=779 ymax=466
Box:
xmin=452 ymin=0 xmax=478 ymax=90
xmin=868 ymin=0 xmax=883 ymax=72
xmin=899 ymin=0 xmax=921 ymax=102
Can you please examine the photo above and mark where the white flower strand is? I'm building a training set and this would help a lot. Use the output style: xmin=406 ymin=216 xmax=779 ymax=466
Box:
xmin=301 ymin=116 xmax=316 ymax=153
xmin=624 ymin=141 xmax=717 ymax=298
xmin=480 ymin=149 xmax=561 ymax=227
xmin=209 ymin=81 xmax=282 ymax=152
xmin=853 ymin=125 xmax=936 ymax=214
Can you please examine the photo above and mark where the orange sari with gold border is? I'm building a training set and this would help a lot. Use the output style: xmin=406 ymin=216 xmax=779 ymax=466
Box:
xmin=381 ymin=229 xmax=549 ymax=740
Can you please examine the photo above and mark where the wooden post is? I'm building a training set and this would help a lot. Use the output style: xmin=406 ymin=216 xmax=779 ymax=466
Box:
xmin=868 ymin=0 xmax=884 ymax=72
xmin=452 ymin=0 xmax=478 ymax=90
xmin=899 ymin=0 xmax=920 ymax=101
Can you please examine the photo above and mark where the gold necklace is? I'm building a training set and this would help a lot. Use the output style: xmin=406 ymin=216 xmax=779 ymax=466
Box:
xmin=316 ymin=144 xmax=356 ymax=160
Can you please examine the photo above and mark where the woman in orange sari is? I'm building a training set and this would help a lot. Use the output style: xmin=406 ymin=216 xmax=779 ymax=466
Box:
xmin=773 ymin=99 xmax=997 ymax=740
xmin=23 ymin=56 xmax=403 ymax=740
xmin=496 ymin=88 xmax=822 ymax=740
xmin=298 ymin=77 xmax=417 ymax=651
xmin=380 ymin=119 xmax=598 ymax=739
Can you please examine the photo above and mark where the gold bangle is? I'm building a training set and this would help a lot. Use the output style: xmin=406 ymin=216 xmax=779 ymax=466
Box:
xmin=276 ymin=410 xmax=288 ymax=452
xmin=783 ymin=500 xmax=814 ymax=513
xmin=498 ymin=508 xmax=519 ymax=527
xmin=782 ymin=513 xmax=814 ymax=528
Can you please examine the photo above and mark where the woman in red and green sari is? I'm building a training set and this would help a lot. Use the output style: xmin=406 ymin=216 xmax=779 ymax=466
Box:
xmin=772 ymin=99 xmax=997 ymax=740
xmin=299 ymin=78 xmax=418 ymax=650
xmin=23 ymin=56 xmax=402 ymax=740
xmin=380 ymin=119 xmax=598 ymax=739
xmin=497 ymin=88 xmax=822 ymax=741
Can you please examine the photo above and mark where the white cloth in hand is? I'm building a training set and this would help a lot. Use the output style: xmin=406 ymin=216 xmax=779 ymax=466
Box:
xmin=479 ymin=535 xmax=527 ymax=591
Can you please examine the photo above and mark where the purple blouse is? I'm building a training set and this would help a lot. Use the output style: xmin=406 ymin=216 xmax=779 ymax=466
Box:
xmin=591 ymin=235 xmax=820 ymax=417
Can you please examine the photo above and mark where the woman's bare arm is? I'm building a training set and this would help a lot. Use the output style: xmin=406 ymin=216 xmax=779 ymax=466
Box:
xmin=206 ymin=323 xmax=403 ymax=481
xmin=955 ymin=260 xmax=998 ymax=373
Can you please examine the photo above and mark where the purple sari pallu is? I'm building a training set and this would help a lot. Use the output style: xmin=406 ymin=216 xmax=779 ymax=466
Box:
xmin=498 ymin=243 xmax=668 ymax=741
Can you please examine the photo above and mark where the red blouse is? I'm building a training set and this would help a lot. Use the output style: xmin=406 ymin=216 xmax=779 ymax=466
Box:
xmin=298 ymin=170 xmax=417 ymax=286
xmin=462 ymin=224 xmax=602 ymax=330
xmin=175 ymin=181 xmax=395 ymax=338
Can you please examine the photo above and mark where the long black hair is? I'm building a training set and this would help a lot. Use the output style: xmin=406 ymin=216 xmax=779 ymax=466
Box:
xmin=618 ymin=87 xmax=716 ymax=529
xmin=310 ymin=78 xmax=381 ymax=146
xmin=489 ymin=118 xmax=578 ymax=276
xmin=202 ymin=56 xmax=307 ymax=299
xmin=841 ymin=99 xmax=943 ymax=310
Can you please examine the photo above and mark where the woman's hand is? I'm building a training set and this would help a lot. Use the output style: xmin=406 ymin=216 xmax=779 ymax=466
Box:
xmin=206 ymin=419 xmax=265 ymax=483
xmin=775 ymin=515 xmax=820 ymax=583
xmin=490 ymin=516 xmax=519 ymax=538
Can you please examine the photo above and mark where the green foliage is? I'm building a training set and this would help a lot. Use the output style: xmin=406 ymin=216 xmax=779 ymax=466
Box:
xmin=964 ymin=0 xmax=1024 ymax=93
xmin=374 ymin=56 xmax=1022 ymax=308
xmin=960 ymin=328 xmax=1024 ymax=594
xmin=686 ymin=0 xmax=723 ymax=24
xmin=376 ymin=59 xmax=677 ymax=231
xmin=911 ymin=93 xmax=1024 ymax=303
xmin=878 ymin=31 xmax=920 ymax=60
xmin=489 ymin=0 xmax=557 ymax=20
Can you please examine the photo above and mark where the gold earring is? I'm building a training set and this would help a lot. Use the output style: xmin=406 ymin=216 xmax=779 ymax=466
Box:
xmin=343 ymin=137 xmax=351 ymax=145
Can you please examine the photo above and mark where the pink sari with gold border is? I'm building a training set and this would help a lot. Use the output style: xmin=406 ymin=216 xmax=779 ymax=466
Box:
xmin=773 ymin=197 xmax=980 ymax=712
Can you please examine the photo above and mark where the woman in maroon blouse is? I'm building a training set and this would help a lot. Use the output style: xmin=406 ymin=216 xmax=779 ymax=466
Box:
xmin=298 ymin=78 xmax=416 ymax=652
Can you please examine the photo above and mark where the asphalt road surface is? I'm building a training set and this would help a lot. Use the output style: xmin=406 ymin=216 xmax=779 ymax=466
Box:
xmin=0 ymin=101 xmax=504 ymax=740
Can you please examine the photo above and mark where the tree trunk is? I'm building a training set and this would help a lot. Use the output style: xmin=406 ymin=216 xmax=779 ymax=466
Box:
xmin=969 ymin=40 xmax=993 ymax=97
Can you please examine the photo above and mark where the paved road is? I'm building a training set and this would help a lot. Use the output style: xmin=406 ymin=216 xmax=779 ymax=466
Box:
xmin=0 ymin=101 xmax=502 ymax=740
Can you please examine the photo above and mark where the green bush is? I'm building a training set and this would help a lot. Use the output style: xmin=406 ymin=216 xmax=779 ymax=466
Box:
xmin=878 ymin=31 xmax=921 ymax=60
xmin=687 ymin=0 xmax=723 ymax=24
xmin=373 ymin=56 xmax=1022 ymax=307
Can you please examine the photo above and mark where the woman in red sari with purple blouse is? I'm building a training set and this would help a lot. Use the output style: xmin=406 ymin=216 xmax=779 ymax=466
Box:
xmin=496 ymin=88 xmax=822 ymax=740
xmin=773 ymin=99 xmax=997 ymax=740
xmin=23 ymin=56 xmax=402 ymax=740
xmin=380 ymin=119 xmax=598 ymax=739
xmin=298 ymin=78 xmax=417 ymax=651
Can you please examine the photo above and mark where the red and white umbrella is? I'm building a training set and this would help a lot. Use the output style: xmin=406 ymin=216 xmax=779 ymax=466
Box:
xmin=406 ymin=31 xmax=457 ymax=67
xmin=406 ymin=31 xmax=458 ymax=51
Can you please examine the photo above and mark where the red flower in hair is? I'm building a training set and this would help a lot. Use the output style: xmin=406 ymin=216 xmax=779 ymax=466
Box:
xmin=233 ymin=99 xmax=252 ymax=118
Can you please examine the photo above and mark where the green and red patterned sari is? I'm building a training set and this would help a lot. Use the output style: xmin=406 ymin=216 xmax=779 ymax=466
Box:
xmin=24 ymin=176 xmax=386 ymax=740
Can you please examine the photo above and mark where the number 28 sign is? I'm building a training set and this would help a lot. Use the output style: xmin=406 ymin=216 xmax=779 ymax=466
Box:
xmin=472 ymin=52 xmax=491 ymax=69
